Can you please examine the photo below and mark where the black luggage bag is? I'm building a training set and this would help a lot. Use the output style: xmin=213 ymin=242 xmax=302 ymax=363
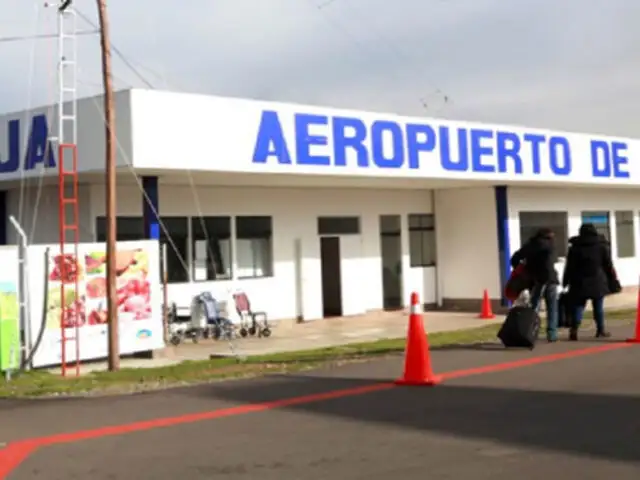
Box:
xmin=497 ymin=305 xmax=541 ymax=349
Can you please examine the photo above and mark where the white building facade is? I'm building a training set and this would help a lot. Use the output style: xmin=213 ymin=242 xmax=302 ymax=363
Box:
xmin=1 ymin=89 xmax=639 ymax=321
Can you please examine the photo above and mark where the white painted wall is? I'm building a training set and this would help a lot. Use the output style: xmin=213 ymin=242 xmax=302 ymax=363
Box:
xmin=5 ymin=185 xmax=93 ymax=245
xmin=7 ymin=180 xmax=640 ymax=318
xmin=90 ymin=184 xmax=436 ymax=321
xmin=509 ymin=187 xmax=640 ymax=287
xmin=434 ymin=187 xmax=501 ymax=301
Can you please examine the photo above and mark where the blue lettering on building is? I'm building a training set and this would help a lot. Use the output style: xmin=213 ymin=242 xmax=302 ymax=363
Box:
xmin=0 ymin=114 xmax=56 ymax=174
xmin=252 ymin=110 xmax=631 ymax=179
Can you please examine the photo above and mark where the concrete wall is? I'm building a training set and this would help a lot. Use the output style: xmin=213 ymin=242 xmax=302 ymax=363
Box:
xmin=435 ymin=187 xmax=501 ymax=308
xmin=509 ymin=187 xmax=640 ymax=288
xmin=10 ymin=181 xmax=640 ymax=321
xmin=5 ymin=184 xmax=93 ymax=245
xmin=90 ymin=184 xmax=437 ymax=321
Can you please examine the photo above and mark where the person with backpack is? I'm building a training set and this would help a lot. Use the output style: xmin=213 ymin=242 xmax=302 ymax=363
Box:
xmin=562 ymin=223 xmax=619 ymax=341
xmin=510 ymin=227 xmax=560 ymax=342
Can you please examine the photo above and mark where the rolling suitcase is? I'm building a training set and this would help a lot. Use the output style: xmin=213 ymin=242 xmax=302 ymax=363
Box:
xmin=497 ymin=305 xmax=541 ymax=349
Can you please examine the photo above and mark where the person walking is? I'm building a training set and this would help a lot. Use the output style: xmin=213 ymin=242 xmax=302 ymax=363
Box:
xmin=562 ymin=223 xmax=618 ymax=341
xmin=510 ymin=227 xmax=560 ymax=342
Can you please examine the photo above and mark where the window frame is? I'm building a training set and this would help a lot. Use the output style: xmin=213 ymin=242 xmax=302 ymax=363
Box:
xmin=94 ymin=214 xmax=280 ymax=284
xmin=191 ymin=216 xmax=233 ymax=282
xmin=581 ymin=211 xmax=611 ymax=243
xmin=518 ymin=211 xmax=569 ymax=258
xmin=317 ymin=216 xmax=361 ymax=236
xmin=235 ymin=215 xmax=274 ymax=279
xmin=95 ymin=216 xmax=144 ymax=242
xmin=615 ymin=210 xmax=635 ymax=258
xmin=159 ymin=216 xmax=190 ymax=284
xmin=407 ymin=213 xmax=436 ymax=268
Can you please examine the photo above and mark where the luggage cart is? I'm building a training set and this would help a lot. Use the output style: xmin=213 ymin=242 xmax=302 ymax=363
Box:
xmin=190 ymin=292 xmax=235 ymax=342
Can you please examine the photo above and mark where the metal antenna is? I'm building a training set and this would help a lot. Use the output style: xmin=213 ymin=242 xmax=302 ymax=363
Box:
xmin=45 ymin=0 xmax=81 ymax=376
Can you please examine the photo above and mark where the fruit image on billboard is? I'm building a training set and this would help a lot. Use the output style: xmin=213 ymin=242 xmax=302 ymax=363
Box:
xmin=84 ymin=248 xmax=151 ymax=325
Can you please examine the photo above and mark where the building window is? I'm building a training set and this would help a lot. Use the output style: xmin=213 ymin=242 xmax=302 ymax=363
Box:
xmin=235 ymin=216 xmax=273 ymax=278
xmin=615 ymin=211 xmax=634 ymax=258
xmin=581 ymin=211 xmax=610 ymax=242
xmin=519 ymin=211 xmax=568 ymax=257
xmin=191 ymin=216 xmax=232 ymax=281
xmin=408 ymin=214 xmax=435 ymax=267
xmin=317 ymin=216 xmax=361 ymax=235
xmin=380 ymin=215 xmax=401 ymax=236
xmin=160 ymin=216 xmax=189 ymax=283
xmin=95 ymin=216 xmax=144 ymax=242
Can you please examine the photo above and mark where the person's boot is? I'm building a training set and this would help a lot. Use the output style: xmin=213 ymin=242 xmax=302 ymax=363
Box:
xmin=595 ymin=329 xmax=611 ymax=338
xmin=569 ymin=327 xmax=578 ymax=341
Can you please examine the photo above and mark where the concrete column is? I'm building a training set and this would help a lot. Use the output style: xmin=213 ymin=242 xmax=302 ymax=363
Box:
xmin=142 ymin=176 xmax=160 ymax=239
xmin=494 ymin=186 xmax=510 ymax=306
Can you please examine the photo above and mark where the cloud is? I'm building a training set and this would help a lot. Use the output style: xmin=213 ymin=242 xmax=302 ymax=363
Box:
xmin=1 ymin=0 xmax=639 ymax=136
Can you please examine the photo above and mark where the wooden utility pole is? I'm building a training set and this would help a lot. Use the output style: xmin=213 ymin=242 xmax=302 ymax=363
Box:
xmin=96 ymin=0 xmax=119 ymax=371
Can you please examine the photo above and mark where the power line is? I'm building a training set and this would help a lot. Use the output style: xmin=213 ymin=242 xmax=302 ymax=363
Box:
xmin=74 ymin=9 xmax=154 ymax=88
xmin=1 ymin=11 xmax=153 ymax=89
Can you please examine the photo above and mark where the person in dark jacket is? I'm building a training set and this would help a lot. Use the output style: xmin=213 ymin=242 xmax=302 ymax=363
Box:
xmin=562 ymin=223 xmax=616 ymax=341
xmin=510 ymin=227 xmax=560 ymax=342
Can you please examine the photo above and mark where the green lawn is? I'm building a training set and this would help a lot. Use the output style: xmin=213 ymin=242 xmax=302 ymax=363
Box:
xmin=0 ymin=308 xmax=634 ymax=398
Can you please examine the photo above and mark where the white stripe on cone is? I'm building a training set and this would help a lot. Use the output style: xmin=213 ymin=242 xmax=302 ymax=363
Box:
xmin=410 ymin=292 xmax=421 ymax=315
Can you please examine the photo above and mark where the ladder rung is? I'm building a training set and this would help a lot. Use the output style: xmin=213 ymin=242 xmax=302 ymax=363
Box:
xmin=60 ymin=170 xmax=77 ymax=176
xmin=61 ymin=198 xmax=77 ymax=205
xmin=63 ymin=224 xmax=79 ymax=230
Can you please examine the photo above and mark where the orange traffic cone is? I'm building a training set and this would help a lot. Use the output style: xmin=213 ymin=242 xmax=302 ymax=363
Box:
xmin=626 ymin=288 xmax=640 ymax=343
xmin=395 ymin=292 xmax=442 ymax=386
xmin=478 ymin=289 xmax=495 ymax=319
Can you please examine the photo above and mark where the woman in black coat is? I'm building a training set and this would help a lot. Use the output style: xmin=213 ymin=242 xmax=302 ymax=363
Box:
xmin=562 ymin=223 xmax=618 ymax=340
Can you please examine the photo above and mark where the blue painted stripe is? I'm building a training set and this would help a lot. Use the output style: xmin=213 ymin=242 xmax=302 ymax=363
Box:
xmin=494 ymin=186 xmax=510 ymax=306
xmin=142 ymin=176 xmax=160 ymax=240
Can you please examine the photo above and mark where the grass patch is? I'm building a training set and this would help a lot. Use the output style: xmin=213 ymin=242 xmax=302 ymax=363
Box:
xmin=0 ymin=308 xmax=635 ymax=398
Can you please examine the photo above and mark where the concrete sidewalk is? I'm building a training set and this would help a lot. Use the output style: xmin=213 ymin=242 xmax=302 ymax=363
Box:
xmin=182 ymin=310 xmax=504 ymax=359
xmin=163 ymin=286 xmax=638 ymax=361
xmin=50 ymin=288 xmax=638 ymax=374
xmin=67 ymin=309 xmax=503 ymax=374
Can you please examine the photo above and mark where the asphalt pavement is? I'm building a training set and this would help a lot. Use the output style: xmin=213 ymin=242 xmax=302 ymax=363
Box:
xmin=2 ymin=324 xmax=640 ymax=479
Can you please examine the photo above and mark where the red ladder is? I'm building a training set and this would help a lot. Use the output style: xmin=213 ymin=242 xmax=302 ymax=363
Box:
xmin=58 ymin=143 xmax=81 ymax=377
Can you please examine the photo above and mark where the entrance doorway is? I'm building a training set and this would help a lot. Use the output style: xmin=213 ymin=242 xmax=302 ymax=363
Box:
xmin=320 ymin=236 xmax=342 ymax=317
xmin=380 ymin=215 xmax=403 ymax=310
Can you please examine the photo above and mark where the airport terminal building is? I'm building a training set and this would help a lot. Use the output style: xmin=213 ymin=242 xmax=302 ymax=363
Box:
xmin=0 ymin=88 xmax=638 ymax=321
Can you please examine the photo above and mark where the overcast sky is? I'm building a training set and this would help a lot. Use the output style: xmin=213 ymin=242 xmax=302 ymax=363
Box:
xmin=1 ymin=0 xmax=639 ymax=137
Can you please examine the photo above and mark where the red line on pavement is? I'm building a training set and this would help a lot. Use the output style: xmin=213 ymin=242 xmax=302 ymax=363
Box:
xmin=38 ymin=383 xmax=392 ymax=447
xmin=440 ymin=342 xmax=632 ymax=380
xmin=0 ymin=442 xmax=37 ymax=479
xmin=0 ymin=342 xmax=633 ymax=478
